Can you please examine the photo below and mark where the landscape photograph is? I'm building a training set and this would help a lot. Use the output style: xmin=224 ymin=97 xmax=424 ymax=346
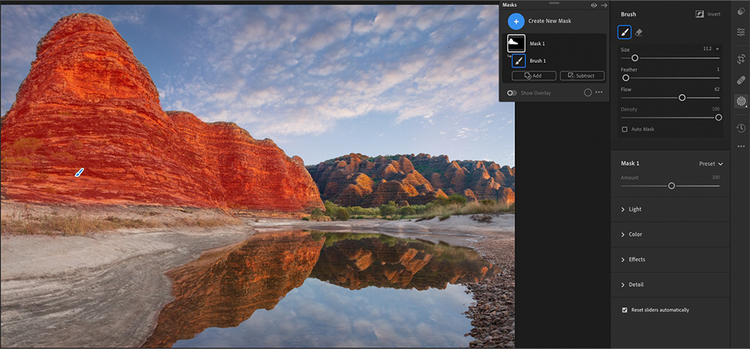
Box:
xmin=0 ymin=4 xmax=515 ymax=348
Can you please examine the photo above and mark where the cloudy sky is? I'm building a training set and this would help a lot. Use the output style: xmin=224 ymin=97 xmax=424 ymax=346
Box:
xmin=1 ymin=5 xmax=514 ymax=166
xmin=174 ymin=278 xmax=474 ymax=347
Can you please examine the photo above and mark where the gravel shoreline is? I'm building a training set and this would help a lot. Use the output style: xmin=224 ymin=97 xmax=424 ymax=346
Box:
xmin=465 ymin=235 xmax=516 ymax=348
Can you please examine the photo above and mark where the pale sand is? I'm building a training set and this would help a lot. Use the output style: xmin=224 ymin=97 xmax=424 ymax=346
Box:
xmin=1 ymin=214 xmax=514 ymax=347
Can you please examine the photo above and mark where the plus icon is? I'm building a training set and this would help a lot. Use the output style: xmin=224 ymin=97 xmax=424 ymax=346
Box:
xmin=508 ymin=13 xmax=525 ymax=30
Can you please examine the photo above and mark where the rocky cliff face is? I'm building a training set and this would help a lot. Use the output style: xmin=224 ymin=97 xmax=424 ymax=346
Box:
xmin=142 ymin=231 xmax=326 ymax=348
xmin=0 ymin=13 xmax=321 ymax=213
xmin=307 ymin=153 xmax=515 ymax=207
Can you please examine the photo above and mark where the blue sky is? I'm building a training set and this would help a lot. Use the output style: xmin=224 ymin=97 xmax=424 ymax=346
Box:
xmin=1 ymin=5 xmax=514 ymax=166
xmin=174 ymin=278 xmax=474 ymax=347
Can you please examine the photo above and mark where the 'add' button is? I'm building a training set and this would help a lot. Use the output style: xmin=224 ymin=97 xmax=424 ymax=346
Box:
xmin=508 ymin=13 xmax=525 ymax=30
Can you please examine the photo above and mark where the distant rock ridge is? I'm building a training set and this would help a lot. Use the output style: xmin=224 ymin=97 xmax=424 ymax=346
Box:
xmin=0 ymin=13 xmax=322 ymax=213
xmin=307 ymin=153 xmax=515 ymax=207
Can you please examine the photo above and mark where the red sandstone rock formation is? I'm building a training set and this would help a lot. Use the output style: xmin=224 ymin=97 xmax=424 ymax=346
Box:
xmin=142 ymin=231 xmax=326 ymax=348
xmin=0 ymin=13 xmax=321 ymax=213
xmin=306 ymin=153 xmax=514 ymax=207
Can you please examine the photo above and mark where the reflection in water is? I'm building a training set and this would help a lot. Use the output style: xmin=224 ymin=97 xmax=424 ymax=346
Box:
xmin=142 ymin=231 xmax=498 ymax=348
xmin=142 ymin=231 xmax=325 ymax=348
xmin=310 ymin=232 xmax=497 ymax=290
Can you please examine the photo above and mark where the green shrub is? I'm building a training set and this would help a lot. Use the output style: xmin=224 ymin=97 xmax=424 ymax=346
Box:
xmin=448 ymin=194 xmax=467 ymax=205
xmin=323 ymin=201 xmax=337 ymax=217
xmin=439 ymin=214 xmax=451 ymax=221
xmin=409 ymin=204 xmax=429 ymax=214
xmin=334 ymin=208 xmax=350 ymax=221
xmin=433 ymin=197 xmax=450 ymax=206
xmin=397 ymin=206 xmax=416 ymax=216
xmin=379 ymin=203 xmax=397 ymax=217
xmin=480 ymin=199 xmax=496 ymax=206
xmin=345 ymin=206 xmax=379 ymax=217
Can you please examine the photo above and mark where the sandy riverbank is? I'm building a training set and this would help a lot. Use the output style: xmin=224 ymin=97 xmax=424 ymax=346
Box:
xmin=1 ymin=214 xmax=514 ymax=347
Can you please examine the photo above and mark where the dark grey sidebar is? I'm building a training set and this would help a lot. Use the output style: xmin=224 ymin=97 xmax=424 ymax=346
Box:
xmin=610 ymin=1 xmax=749 ymax=348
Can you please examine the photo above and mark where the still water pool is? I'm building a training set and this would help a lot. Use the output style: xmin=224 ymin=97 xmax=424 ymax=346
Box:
xmin=143 ymin=231 xmax=497 ymax=347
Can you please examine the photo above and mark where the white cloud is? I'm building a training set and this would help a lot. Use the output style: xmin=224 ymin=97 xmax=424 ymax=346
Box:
xmin=108 ymin=7 xmax=146 ymax=24
xmin=477 ymin=5 xmax=498 ymax=26
xmin=372 ymin=9 xmax=398 ymax=33
xmin=308 ymin=63 xmax=347 ymax=76
xmin=232 ymin=21 xmax=268 ymax=53
xmin=241 ymin=87 xmax=282 ymax=108
xmin=353 ymin=19 xmax=373 ymax=34
xmin=303 ymin=19 xmax=351 ymax=51
xmin=396 ymin=105 xmax=434 ymax=123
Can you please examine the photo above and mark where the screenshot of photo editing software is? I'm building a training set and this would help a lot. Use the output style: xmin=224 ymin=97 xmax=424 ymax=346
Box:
xmin=510 ymin=1 xmax=750 ymax=347
xmin=0 ymin=1 xmax=748 ymax=348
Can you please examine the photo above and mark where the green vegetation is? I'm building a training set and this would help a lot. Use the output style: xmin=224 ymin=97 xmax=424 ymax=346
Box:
xmin=334 ymin=207 xmax=350 ymax=221
xmin=346 ymin=206 xmax=380 ymax=217
xmin=379 ymin=201 xmax=398 ymax=217
xmin=432 ymin=193 xmax=468 ymax=206
xmin=310 ymin=231 xmax=405 ymax=248
xmin=308 ymin=231 xmax=483 ymax=264
xmin=417 ymin=200 xmax=514 ymax=219
xmin=303 ymin=197 xmax=514 ymax=221
xmin=323 ymin=200 xmax=350 ymax=221
xmin=309 ymin=208 xmax=327 ymax=221
xmin=397 ymin=205 xmax=416 ymax=216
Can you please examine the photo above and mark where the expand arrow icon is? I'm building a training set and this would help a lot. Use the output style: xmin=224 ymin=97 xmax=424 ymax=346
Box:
xmin=621 ymin=207 xmax=625 ymax=212
xmin=621 ymin=282 xmax=625 ymax=288
xmin=621 ymin=232 xmax=625 ymax=238
xmin=621 ymin=257 xmax=625 ymax=263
